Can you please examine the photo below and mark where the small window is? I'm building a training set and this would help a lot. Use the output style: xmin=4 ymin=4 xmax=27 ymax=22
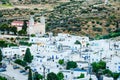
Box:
xmin=66 ymin=75 xmax=67 ymax=78
xmin=115 ymin=63 xmax=117 ymax=65
xmin=107 ymin=66 xmax=109 ymax=69
xmin=96 ymin=59 xmax=98 ymax=61
xmin=22 ymin=50 xmax=24 ymax=52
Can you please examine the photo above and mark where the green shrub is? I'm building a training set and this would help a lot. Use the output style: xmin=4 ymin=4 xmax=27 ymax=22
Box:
xmin=58 ymin=59 xmax=64 ymax=65
xmin=6 ymin=43 xmax=17 ymax=47
xmin=91 ymin=21 xmax=95 ymax=24
xmin=0 ymin=13 xmax=3 ymax=17
xmin=92 ymin=27 xmax=103 ymax=32
xmin=74 ymin=40 xmax=81 ymax=44
xmin=112 ymin=73 xmax=120 ymax=80
xmin=105 ymin=22 xmax=110 ymax=27
xmin=107 ymin=28 xmax=111 ymax=32
xmin=77 ymin=73 xmax=85 ymax=78
xmin=14 ymin=59 xmax=27 ymax=67
xmin=99 ymin=22 xmax=102 ymax=25
xmin=0 ymin=40 xmax=7 ymax=47
xmin=66 ymin=61 xmax=77 ymax=69
xmin=19 ymin=41 xmax=32 ymax=46
xmin=31 ymin=34 xmax=36 ymax=37
xmin=103 ymin=69 xmax=112 ymax=77
xmin=92 ymin=25 xmax=96 ymax=27
xmin=96 ymin=21 xmax=100 ymax=24
xmin=14 ymin=8 xmax=19 ymax=10
xmin=0 ymin=76 xmax=7 ymax=80
xmin=34 ymin=8 xmax=38 ymax=10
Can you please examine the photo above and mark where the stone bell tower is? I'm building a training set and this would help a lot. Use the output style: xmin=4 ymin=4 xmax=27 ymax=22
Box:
xmin=27 ymin=15 xmax=35 ymax=35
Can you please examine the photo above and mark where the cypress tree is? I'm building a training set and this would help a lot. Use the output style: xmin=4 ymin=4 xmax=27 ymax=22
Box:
xmin=24 ymin=48 xmax=33 ymax=63
xmin=22 ymin=20 xmax=28 ymax=32
xmin=28 ymin=68 xmax=32 ymax=80
xmin=0 ymin=49 xmax=2 ymax=62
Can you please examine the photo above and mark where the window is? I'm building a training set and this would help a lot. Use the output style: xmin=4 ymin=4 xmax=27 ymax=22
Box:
xmin=22 ymin=50 xmax=24 ymax=52
xmin=66 ymin=75 xmax=67 ymax=78
xmin=107 ymin=66 xmax=109 ymax=69
xmin=5 ymin=52 xmax=7 ymax=54
xmin=115 ymin=63 xmax=117 ymax=65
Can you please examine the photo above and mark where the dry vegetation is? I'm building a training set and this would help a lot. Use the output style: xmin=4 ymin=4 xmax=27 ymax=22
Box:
xmin=0 ymin=0 xmax=120 ymax=38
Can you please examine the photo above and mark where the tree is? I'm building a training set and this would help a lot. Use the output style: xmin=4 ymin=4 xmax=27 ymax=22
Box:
xmin=74 ymin=40 xmax=81 ymax=44
xmin=22 ymin=20 xmax=28 ymax=32
xmin=31 ymin=34 xmax=36 ymax=37
xmin=91 ymin=61 xmax=106 ymax=80
xmin=47 ymin=72 xmax=59 ymax=80
xmin=0 ymin=76 xmax=7 ymax=80
xmin=0 ymin=23 xmax=9 ymax=34
xmin=0 ymin=40 xmax=7 ymax=47
xmin=91 ymin=62 xmax=99 ymax=73
xmin=25 ymin=67 xmax=32 ymax=80
xmin=91 ymin=61 xmax=106 ymax=73
xmin=103 ymin=69 xmax=112 ymax=77
xmin=112 ymin=73 xmax=120 ymax=80
xmin=10 ymin=26 xmax=17 ymax=35
xmin=18 ymin=30 xmax=27 ymax=36
xmin=89 ymin=78 xmax=92 ymax=80
xmin=57 ymin=72 xmax=64 ymax=80
xmin=77 ymin=73 xmax=85 ymax=79
xmin=0 ymin=13 xmax=3 ymax=17
xmin=116 ymin=21 xmax=119 ymax=29
xmin=66 ymin=61 xmax=77 ymax=69
xmin=29 ymin=70 xmax=32 ymax=80
xmin=58 ymin=59 xmax=64 ymax=65
xmin=33 ymin=72 xmax=43 ymax=80
xmin=1 ymin=0 xmax=9 ymax=3
xmin=0 ymin=49 xmax=2 ymax=62
xmin=14 ymin=59 xmax=27 ymax=67
xmin=23 ymin=48 xmax=33 ymax=63
xmin=37 ymin=74 xmax=43 ymax=80
xmin=98 ymin=61 xmax=106 ymax=69
xmin=86 ymin=43 xmax=90 ymax=47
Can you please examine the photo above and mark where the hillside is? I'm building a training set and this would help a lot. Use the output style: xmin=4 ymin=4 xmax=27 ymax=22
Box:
xmin=45 ymin=0 xmax=120 ymax=38
xmin=0 ymin=0 xmax=120 ymax=38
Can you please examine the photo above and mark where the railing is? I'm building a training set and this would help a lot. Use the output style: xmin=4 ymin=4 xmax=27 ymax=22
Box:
xmin=0 ymin=73 xmax=16 ymax=80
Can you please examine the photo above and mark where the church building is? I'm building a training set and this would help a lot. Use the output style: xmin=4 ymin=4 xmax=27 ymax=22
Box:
xmin=27 ymin=15 xmax=46 ymax=36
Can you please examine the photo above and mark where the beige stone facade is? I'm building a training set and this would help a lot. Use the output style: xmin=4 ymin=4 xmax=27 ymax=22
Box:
xmin=27 ymin=16 xmax=45 ymax=36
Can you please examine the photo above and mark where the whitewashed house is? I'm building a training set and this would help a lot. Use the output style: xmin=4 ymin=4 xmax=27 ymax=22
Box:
xmin=106 ymin=56 xmax=120 ymax=73
xmin=2 ymin=46 xmax=27 ymax=58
